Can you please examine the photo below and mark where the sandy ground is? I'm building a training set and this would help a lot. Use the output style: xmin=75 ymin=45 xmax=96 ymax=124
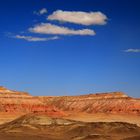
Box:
xmin=0 ymin=112 xmax=25 ymax=124
xmin=0 ymin=112 xmax=140 ymax=140
xmin=0 ymin=112 xmax=140 ymax=127
xmin=63 ymin=112 xmax=140 ymax=126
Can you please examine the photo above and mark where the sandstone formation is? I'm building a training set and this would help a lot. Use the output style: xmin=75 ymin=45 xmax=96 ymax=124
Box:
xmin=0 ymin=86 xmax=64 ymax=117
xmin=0 ymin=86 xmax=140 ymax=116
xmin=0 ymin=86 xmax=140 ymax=140
xmin=37 ymin=92 xmax=140 ymax=115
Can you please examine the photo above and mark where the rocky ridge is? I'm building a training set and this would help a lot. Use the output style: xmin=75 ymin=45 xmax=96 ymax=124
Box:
xmin=0 ymin=86 xmax=140 ymax=115
xmin=37 ymin=92 xmax=140 ymax=115
xmin=0 ymin=86 xmax=64 ymax=116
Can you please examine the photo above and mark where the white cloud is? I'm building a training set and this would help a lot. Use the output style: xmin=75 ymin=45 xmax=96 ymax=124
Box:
xmin=34 ymin=8 xmax=47 ymax=15
xmin=29 ymin=23 xmax=95 ymax=35
xmin=15 ymin=35 xmax=59 ymax=42
xmin=124 ymin=49 xmax=140 ymax=53
xmin=40 ymin=8 xmax=47 ymax=15
xmin=48 ymin=10 xmax=107 ymax=25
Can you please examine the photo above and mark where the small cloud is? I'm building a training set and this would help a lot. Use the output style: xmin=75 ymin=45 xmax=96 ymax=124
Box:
xmin=34 ymin=8 xmax=47 ymax=15
xmin=29 ymin=23 xmax=95 ymax=36
xmin=39 ymin=8 xmax=47 ymax=15
xmin=124 ymin=49 xmax=140 ymax=53
xmin=48 ymin=10 xmax=108 ymax=25
xmin=14 ymin=35 xmax=59 ymax=42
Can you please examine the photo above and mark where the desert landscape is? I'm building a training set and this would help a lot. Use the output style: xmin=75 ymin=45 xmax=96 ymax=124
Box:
xmin=0 ymin=86 xmax=140 ymax=140
xmin=0 ymin=1 xmax=140 ymax=139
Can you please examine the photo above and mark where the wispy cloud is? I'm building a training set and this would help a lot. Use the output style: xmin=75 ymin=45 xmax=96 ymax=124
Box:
xmin=124 ymin=49 xmax=140 ymax=53
xmin=48 ymin=10 xmax=108 ymax=25
xmin=29 ymin=23 xmax=95 ymax=35
xmin=34 ymin=8 xmax=47 ymax=15
xmin=15 ymin=35 xmax=59 ymax=42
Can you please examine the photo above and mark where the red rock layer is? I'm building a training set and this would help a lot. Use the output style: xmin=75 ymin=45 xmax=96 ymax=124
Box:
xmin=0 ymin=86 xmax=64 ymax=117
xmin=37 ymin=92 xmax=140 ymax=115
xmin=0 ymin=86 xmax=140 ymax=115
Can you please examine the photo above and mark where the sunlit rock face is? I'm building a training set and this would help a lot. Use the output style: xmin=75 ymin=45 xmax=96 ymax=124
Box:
xmin=0 ymin=86 xmax=140 ymax=116
xmin=0 ymin=86 xmax=64 ymax=117
xmin=37 ymin=92 xmax=140 ymax=115
xmin=0 ymin=86 xmax=30 ymax=97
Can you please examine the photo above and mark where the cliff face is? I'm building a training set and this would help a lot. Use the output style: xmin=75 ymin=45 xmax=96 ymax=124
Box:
xmin=37 ymin=92 xmax=140 ymax=115
xmin=0 ymin=86 xmax=140 ymax=115
xmin=0 ymin=86 xmax=64 ymax=116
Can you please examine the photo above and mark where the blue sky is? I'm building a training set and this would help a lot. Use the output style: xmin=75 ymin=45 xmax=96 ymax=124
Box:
xmin=0 ymin=0 xmax=140 ymax=97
